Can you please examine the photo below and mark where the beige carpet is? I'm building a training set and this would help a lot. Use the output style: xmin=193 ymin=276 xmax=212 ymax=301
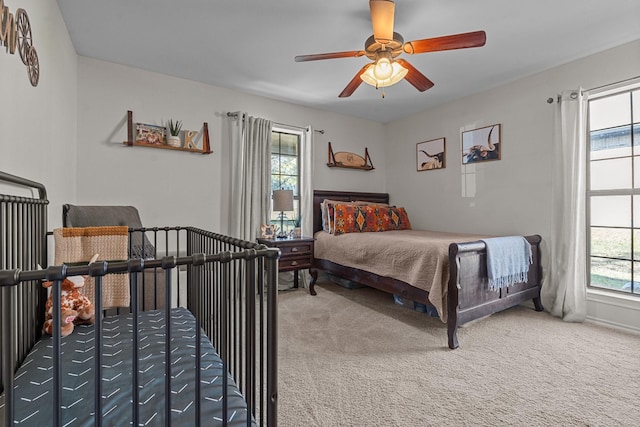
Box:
xmin=277 ymin=282 xmax=640 ymax=427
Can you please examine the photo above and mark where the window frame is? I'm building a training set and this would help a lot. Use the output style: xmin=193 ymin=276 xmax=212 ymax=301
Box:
xmin=270 ymin=126 xmax=302 ymax=233
xmin=586 ymin=80 xmax=640 ymax=297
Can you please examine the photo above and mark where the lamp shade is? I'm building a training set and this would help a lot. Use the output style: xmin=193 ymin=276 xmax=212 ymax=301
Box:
xmin=272 ymin=189 xmax=294 ymax=212
xmin=361 ymin=60 xmax=408 ymax=88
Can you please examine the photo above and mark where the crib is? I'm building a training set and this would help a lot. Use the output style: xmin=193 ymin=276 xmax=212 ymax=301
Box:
xmin=0 ymin=171 xmax=279 ymax=426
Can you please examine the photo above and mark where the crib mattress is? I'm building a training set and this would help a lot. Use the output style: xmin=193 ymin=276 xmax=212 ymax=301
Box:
xmin=1 ymin=307 xmax=254 ymax=426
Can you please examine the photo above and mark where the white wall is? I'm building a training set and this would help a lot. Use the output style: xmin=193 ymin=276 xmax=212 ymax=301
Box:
xmin=75 ymin=57 xmax=386 ymax=232
xmin=0 ymin=0 xmax=77 ymax=229
xmin=4 ymin=0 xmax=637 ymax=332
xmin=385 ymin=39 xmax=640 ymax=332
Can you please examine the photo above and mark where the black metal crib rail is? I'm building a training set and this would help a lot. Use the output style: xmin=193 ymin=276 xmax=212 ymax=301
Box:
xmin=0 ymin=171 xmax=49 ymax=407
xmin=185 ymin=228 xmax=279 ymax=426
xmin=0 ymin=171 xmax=279 ymax=426
xmin=122 ymin=224 xmax=280 ymax=425
xmin=0 ymin=238 xmax=279 ymax=427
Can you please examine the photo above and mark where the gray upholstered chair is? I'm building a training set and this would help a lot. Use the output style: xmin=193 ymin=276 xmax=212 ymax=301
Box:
xmin=62 ymin=204 xmax=166 ymax=310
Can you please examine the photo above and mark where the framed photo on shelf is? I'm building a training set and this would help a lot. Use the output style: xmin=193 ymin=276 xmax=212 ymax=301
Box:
xmin=416 ymin=138 xmax=445 ymax=171
xmin=136 ymin=123 xmax=166 ymax=145
xmin=260 ymin=224 xmax=276 ymax=239
xmin=462 ymin=124 xmax=501 ymax=165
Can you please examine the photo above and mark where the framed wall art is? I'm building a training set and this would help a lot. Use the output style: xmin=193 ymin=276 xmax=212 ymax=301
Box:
xmin=461 ymin=124 xmax=501 ymax=164
xmin=416 ymin=138 xmax=446 ymax=171
xmin=135 ymin=123 xmax=166 ymax=145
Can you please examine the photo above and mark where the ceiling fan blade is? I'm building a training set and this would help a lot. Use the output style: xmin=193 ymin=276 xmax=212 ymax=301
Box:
xmin=295 ymin=51 xmax=365 ymax=62
xmin=338 ymin=64 xmax=371 ymax=98
xmin=369 ymin=0 xmax=395 ymax=44
xmin=403 ymin=31 xmax=486 ymax=55
xmin=395 ymin=59 xmax=434 ymax=92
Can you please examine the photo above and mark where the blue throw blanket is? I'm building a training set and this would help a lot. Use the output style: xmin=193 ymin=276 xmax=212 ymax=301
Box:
xmin=480 ymin=236 xmax=532 ymax=290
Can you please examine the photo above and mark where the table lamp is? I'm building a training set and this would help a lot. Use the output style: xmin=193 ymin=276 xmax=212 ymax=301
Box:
xmin=272 ymin=189 xmax=294 ymax=238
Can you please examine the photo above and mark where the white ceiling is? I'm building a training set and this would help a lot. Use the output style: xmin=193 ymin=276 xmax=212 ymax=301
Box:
xmin=56 ymin=0 xmax=640 ymax=123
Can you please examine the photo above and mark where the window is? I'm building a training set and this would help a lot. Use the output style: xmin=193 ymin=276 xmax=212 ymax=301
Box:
xmin=587 ymin=84 xmax=640 ymax=295
xmin=271 ymin=129 xmax=301 ymax=233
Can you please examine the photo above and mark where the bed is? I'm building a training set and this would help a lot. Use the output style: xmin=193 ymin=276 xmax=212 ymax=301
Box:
xmin=0 ymin=171 xmax=279 ymax=426
xmin=309 ymin=190 xmax=543 ymax=349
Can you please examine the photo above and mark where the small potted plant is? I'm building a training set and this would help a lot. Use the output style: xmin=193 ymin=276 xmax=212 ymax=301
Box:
xmin=167 ymin=119 xmax=182 ymax=147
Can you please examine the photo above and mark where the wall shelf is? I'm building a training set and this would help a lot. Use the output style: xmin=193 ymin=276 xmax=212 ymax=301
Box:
xmin=326 ymin=142 xmax=374 ymax=170
xmin=123 ymin=110 xmax=212 ymax=155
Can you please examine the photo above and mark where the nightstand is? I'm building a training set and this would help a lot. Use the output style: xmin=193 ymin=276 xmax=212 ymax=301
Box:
xmin=257 ymin=236 xmax=318 ymax=294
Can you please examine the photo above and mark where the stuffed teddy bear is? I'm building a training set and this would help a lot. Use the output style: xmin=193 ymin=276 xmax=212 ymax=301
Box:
xmin=42 ymin=255 xmax=98 ymax=337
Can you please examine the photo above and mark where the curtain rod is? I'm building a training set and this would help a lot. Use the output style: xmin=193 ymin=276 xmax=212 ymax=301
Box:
xmin=547 ymin=75 xmax=640 ymax=104
xmin=585 ymin=74 xmax=640 ymax=93
xmin=225 ymin=112 xmax=325 ymax=134
xmin=547 ymin=92 xmax=578 ymax=104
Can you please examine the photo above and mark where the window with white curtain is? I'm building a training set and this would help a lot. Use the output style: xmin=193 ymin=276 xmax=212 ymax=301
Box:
xmin=587 ymin=84 xmax=640 ymax=295
xmin=271 ymin=129 xmax=301 ymax=233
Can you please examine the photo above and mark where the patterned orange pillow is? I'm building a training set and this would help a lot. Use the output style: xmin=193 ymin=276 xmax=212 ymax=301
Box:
xmin=333 ymin=204 xmax=412 ymax=235
xmin=323 ymin=199 xmax=371 ymax=233
xmin=321 ymin=199 xmax=343 ymax=233
xmin=324 ymin=201 xmax=344 ymax=234
xmin=387 ymin=206 xmax=412 ymax=230
xmin=353 ymin=205 xmax=386 ymax=232
xmin=332 ymin=203 xmax=359 ymax=235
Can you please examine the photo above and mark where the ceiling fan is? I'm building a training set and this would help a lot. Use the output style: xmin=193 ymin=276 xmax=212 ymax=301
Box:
xmin=294 ymin=0 xmax=486 ymax=98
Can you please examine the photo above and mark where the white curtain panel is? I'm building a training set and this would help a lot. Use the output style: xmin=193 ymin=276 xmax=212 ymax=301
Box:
xmin=302 ymin=127 xmax=314 ymax=238
xmin=228 ymin=113 xmax=273 ymax=241
xmin=543 ymin=89 xmax=587 ymax=321
xmin=287 ymin=126 xmax=315 ymax=289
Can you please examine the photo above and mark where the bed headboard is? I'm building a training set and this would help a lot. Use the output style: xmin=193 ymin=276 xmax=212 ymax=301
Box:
xmin=312 ymin=190 xmax=390 ymax=234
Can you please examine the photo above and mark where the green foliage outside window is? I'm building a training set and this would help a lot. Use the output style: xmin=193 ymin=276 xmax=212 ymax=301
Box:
xmin=271 ymin=131 xmax=301 ymax=233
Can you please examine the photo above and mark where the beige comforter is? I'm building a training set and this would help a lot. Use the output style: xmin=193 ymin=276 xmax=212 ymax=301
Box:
xmin=314 ymin=229 xmax=489 ymax=322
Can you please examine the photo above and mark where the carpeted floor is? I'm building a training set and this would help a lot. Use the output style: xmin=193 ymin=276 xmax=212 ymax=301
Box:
xmin=277 ymin=281 xmax=640 ymax=427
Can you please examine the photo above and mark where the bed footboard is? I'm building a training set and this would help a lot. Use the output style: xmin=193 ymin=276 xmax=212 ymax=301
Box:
xmin=447 ymin=235 xmax=543 ymax=349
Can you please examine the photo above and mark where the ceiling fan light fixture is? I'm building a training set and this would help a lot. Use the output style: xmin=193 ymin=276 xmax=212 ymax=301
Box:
xmin=388 ymin=61 xmax=408 ymax=84
xmin=361 ymin=60 xmax=408 ymax=88
xmin=297 ymin=2 xmax=485 ymax=98
xmin=370 ymin=0 xmax=395 ymax=44
xmin=373 ymin=57 xmax=393 ymax=80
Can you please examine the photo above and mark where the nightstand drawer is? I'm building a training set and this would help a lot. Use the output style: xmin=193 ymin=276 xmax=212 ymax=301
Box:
xmin=256 ymin=236 xmax=316 ymax=293
xmin=279 ymin=243 xmax=312 ymax=256
xmin=279 ymin=256 xmax=312 ymax=271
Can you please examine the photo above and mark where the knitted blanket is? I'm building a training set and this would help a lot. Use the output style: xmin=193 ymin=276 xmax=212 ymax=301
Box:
xmin=54 ymin=226 xmax=130 ymax=308
xmin=480 ymin=236 xmax=532 ymax=290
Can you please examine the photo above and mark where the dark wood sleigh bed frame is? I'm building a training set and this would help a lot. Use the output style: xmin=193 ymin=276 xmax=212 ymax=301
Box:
xmin=308 ymin=190 xmax=544 ymax=349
